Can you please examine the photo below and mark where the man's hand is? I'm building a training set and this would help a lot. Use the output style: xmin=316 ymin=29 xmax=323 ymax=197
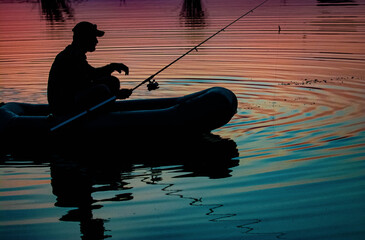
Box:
xmin=117 ymin=88 xmax=132 ymax=99
xmin=111 ymin=63 xmax=129 ymax=75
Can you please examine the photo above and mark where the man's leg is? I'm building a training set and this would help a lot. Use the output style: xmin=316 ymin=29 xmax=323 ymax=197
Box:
xmin=94 ymin=76 xmax=120 ymax=96
xmin=75 ymin=84 xmax=114 ymax=112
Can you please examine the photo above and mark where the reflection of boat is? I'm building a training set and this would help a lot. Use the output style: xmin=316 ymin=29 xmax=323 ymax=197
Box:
xmin=0 ymin=123 xmax=239 ymax=239
xmin=47 ymin=132 xmax=239 ymax=239
xmin=0 ymin=87 xmax=237 ymax=152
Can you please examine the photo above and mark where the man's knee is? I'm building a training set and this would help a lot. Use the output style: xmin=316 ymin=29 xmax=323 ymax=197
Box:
xmin=94 ymin=75 xmax=120 ymax=95
xmin=106 ymin=76 xmax=120 ymax=95
xmin=76 ymin=84 xmax=112 ymax=110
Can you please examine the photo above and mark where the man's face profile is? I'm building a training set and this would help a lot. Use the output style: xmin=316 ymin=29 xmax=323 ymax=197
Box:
xmin=72 ymin=22 xmax=104 ymax=53
xmin=85 ymin=35 xmax=98 ymax=52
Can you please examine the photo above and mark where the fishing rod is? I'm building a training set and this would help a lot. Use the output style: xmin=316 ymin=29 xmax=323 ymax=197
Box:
xmin=50 ymin=0 xmax=269 ymax=132
xmin=132 ymin=0 xmax=270 ymax=92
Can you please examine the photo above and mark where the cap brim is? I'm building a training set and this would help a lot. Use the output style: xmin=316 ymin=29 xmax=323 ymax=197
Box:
xmin=96 ymin=30 xmax=105 ymax=37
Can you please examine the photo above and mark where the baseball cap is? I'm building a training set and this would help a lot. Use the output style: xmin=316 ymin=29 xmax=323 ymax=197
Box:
xmin=72 ymin=21 xmax=105 ymax=37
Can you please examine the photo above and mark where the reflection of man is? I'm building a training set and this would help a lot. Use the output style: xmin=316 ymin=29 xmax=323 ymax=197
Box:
xmin=47 ymin=21 xmax=132 ymax=116
xmin=50 ymin=158 xmax=133 ymax=240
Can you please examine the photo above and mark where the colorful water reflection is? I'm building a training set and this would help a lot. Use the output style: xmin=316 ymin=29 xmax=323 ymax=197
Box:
xmin=1 ymin=0 xmax=365 ymax=239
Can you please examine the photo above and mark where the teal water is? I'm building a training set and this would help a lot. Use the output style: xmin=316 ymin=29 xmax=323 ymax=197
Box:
xmin=1 ymin=0 xmax=365 ymax=239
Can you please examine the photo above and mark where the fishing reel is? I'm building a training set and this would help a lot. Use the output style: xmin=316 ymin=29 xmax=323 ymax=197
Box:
xmin=147 ymin=79 xmax=159 ymax=91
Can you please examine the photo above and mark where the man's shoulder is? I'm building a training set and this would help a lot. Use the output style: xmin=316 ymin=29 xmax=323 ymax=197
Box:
xmin=56 ymin=45 xmax=86 ymax=62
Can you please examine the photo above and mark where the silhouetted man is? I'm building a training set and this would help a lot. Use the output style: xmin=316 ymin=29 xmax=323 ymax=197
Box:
xmin=47 ymin=21 xmax=131 ymax=116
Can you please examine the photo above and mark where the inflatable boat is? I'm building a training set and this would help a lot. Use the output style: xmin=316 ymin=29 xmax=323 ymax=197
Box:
xmin=0 ymin=87 xmax=237 ymax=151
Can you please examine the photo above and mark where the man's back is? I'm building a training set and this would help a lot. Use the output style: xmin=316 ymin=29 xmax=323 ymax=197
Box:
xmin=47 ymin=45 xmax=94 ymax=115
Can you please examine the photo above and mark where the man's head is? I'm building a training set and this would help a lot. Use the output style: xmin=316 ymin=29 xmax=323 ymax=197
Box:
xmin=72 ymin=22 xmax=105 ymax=52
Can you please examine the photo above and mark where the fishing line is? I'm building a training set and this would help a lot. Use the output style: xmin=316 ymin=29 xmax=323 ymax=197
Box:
xmin=132 ymin=0 xmax=270 ymax=92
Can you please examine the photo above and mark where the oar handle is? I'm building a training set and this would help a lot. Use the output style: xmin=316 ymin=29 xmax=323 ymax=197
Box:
xmin=50 ymin=96 xmax=117 ymax=132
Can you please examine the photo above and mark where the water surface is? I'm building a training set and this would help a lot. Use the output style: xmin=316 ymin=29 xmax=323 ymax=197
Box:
xmin=1 ymin=0 xmax=365 ymax=239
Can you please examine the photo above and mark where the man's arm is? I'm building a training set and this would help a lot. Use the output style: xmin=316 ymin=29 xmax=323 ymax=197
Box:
xmin=95 ymin=63 xmax=129 ymax=77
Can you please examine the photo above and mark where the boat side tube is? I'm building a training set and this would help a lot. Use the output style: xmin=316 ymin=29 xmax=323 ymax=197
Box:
xmin=83 ymin=87 xmax=237 ymax=135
